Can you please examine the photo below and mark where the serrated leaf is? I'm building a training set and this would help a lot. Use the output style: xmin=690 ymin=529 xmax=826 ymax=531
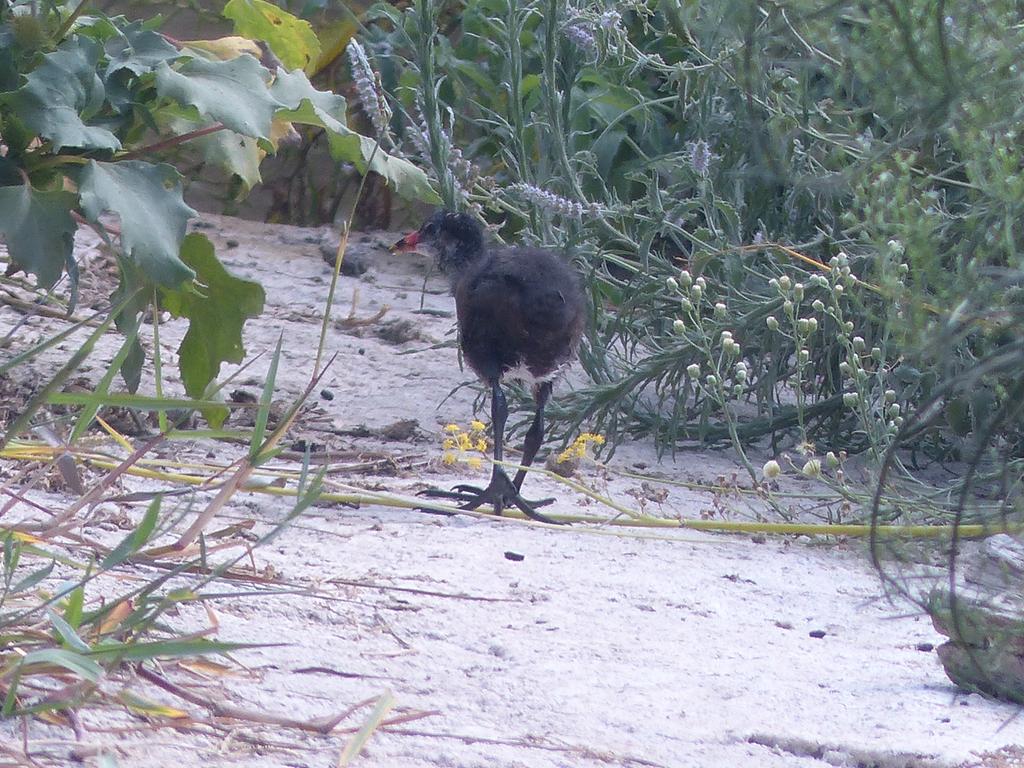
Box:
xmin=103 ymin=20 xmax=179 ymax=79
xmin=155 ymin=55 xmax=280 ymax=139
xmin=1 ymin=41 xmax=120 ymax=151
xmin=78 ymin=160 xmax=196 ymax=287
xmin=0 ymin=185 xmax=77 ymax=289
xmin=165 ymin=108 xmax=262 ymax=192
xmin=159 ymin=234 xmax=265 ymax=406
xmin=270 ymin=69 xmax=439 ymax=204
xmin=223 ymin=0 xmax=321 ymax=73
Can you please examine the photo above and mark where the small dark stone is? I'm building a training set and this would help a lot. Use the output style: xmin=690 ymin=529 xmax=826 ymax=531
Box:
xmin=226 ymin=239 xmax=239 ymax=248
xmin=291 ymin=439 xmax=323 ymax=453
xmin=321 ymin=240 xmax=371 ymax=276
xmin=916 ymin=642 xmax=934 ymax=652
xmin=380 ymin=419 xmax=418 ymax=441
xmin=504 ymin=551 xmax=525 ymax=562
xmin=809 ymin=629 xmax=827 ymax=639
xmin=377 ymin=319 xmax=422 ymax=344
xmin=358 ymin=348 xmax=366 ymax=355
xmin=229 ymin=389 xmax=257 ymax=404
xmin=320 ymin=388 xmax=334 ymax=401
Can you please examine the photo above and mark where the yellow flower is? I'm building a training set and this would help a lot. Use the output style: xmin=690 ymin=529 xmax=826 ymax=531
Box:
xmin=557 ymin=432 xmax=606 ymax=463
xmin=442 ymin=438 xmax=456 ymax=450
xmin=442 ymin=452 xmax=458 ymax=466
xmin=470 ymin=420 xmax=486 ymax=433
xmin=444 ymin=423 xmax=461 ymax=433
xmin=475 ymin=439 xmax=488 ymax=452
xmin=466 ymin=457 xmax=483 ymax=470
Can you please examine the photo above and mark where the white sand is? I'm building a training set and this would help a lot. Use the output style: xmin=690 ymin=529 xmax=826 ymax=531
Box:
xmin=0 ymin=215 xmax=1018 ymax=767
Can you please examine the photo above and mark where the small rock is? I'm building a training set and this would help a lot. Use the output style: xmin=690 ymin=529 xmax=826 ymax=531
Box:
xmin=320 ymin=388 xmax=334 ymax=401
xmin=504 ymin=551 xmax=525 ymax=562
xmin=916 ymin=642 xmax=934 ymax=652
xmin=320 ymin=239 xmax=371 ymax=276
xmin=380 ymin=419 xmax=418 ymax=441
xmin=809 ymin=629 xmax=827 ymax=639
xmin=377 ymin=319 xmax=422 ymax=344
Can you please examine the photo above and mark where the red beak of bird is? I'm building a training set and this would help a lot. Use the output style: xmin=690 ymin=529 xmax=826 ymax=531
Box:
xmin=390 ymin=231 xmax=420 ymax=253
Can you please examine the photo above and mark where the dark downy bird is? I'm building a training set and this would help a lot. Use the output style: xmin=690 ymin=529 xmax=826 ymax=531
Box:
xmin=392 ymin=211 xmax=586 ymax=523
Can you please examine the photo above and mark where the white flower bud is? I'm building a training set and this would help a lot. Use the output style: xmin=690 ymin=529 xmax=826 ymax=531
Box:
xmin=762 ymin=460 xmax=781 ymax=479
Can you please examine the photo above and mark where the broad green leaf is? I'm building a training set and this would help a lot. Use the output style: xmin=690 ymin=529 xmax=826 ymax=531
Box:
xmin=271 ymin=69 xmax=439 ymax=204
xmin=78 ymin=160 xmax=196 ymax=287
xmin=222 ymin=0 xmax=321 ymax=73
xmin=0 ymin=185 xmax=77 ymax=288
xmin=160 ymin=234 xmax=265 ymax=404
xmin=1 ymin=41 xmax=120 ymax=151
xmin=155 ymin=55 xmax=280 ymax=139
xmin=103 ymin=20 xmax=179 ymax=79
xmin=165 ymin=108 xmax=262 ymax=192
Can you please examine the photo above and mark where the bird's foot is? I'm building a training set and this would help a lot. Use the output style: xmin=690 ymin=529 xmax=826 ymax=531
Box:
xmin=417 ymin=472 xmax=560 ymax=524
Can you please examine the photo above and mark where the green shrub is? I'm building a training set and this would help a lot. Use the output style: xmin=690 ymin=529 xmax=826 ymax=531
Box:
xmin=355 ymin=0 xmax=1024 ymax=472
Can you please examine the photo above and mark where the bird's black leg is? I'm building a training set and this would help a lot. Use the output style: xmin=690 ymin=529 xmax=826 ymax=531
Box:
xmin=419 ymin=379 xmax=560 ymax=524
xmin=512 ymin=382 xmax=555 ymax=503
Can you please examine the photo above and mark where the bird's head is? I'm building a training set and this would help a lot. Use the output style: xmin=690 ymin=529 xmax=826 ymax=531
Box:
xmin=391 ymin=210 xmax=485 ymax=279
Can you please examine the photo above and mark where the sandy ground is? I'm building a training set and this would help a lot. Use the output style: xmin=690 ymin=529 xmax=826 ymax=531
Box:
xmin=1 ymin=215 xmax=1022 ymax=768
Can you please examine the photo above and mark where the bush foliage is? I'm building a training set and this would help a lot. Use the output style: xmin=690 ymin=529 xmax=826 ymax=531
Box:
xmin=0 ymin=0 xmax=435 ymax=416
xmin=352 ymin=0 xmax=1023 ymax=479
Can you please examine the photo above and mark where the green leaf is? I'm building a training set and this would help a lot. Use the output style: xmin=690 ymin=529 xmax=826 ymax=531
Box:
xmin=18 ymin=648 xmax=103 ymax=682
xmin=48 ymin=609 xmax=91 ymax=653
xmin=102 ymin=497 xmax=161 ymax=569
xmin=88 ymin=638 xmax=260 ymax=662
xmin=250 ymin=334 xmax=282 ymax=457
xmin=222 ymin=0 xmax=321 ymax=73
xmin=10 ymin=560 xmax=55 ymax=595
xmin=159 ymin=233 xmax=265 ymax=406
xmin=271 ymin=69 xmax=439 ymax=204
xmin=155 ymin=55 xmax=280 ymax=139
xmin=164 ymin=107 xmax=262 ymax=192
xmin=78 ymin=160 xmax=196 ymax=287
xmin=0 ymin=185 xmax=77 ymax=288
xmin=103 ymin=20 xmax=180 ymax=79
xmin=1 ymin=41 xmax=120 ymax=151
